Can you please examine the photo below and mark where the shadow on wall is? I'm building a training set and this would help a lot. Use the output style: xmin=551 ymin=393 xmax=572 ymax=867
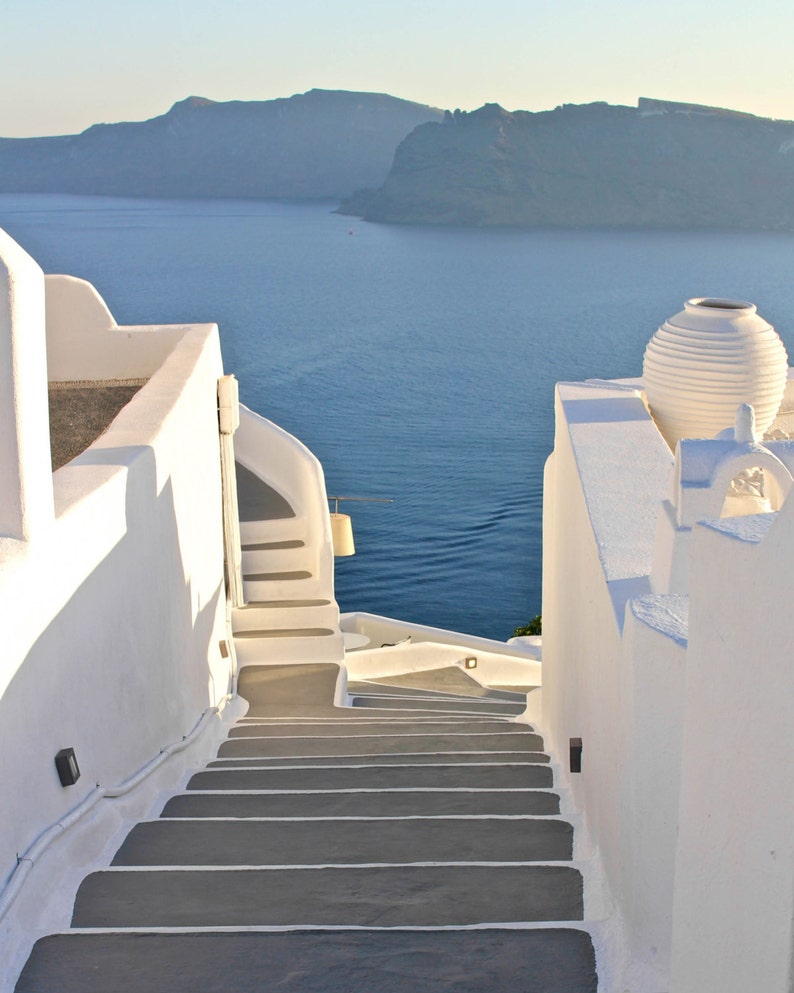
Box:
xmin=0 ymin=442 xmax=227 ymax=892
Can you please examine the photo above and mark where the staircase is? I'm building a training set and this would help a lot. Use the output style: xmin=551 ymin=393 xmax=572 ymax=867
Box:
xmin=232 ymin=462 xmax=344 ymax=665
xmin=15 ymin=663 xmax=598 ymax=992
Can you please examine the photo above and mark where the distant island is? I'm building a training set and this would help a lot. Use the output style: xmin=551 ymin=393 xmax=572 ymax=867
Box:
xmin=340 ymin=98 xmax=794 ymax=231
xmin=0 ymin=90 xmax=443 ymax=201
xmin=3 ymin=93 xmax=794 ymax=232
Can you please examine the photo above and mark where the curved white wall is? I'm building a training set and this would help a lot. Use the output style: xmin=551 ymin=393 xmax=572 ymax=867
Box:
xmin=234 ymin=404 xmax=334 ymax=586
xmin=45 ymin=274 xmax=188 ymax=381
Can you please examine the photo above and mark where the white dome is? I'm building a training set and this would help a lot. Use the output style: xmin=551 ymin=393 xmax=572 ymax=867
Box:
xmin=643 ymin=298 xmax=788 ymax=450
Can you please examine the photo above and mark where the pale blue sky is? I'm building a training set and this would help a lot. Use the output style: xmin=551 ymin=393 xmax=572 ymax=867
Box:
xmin=1 ymin=0 xmax=793 ymax=136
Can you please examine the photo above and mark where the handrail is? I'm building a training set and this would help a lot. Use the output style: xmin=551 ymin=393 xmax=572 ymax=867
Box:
xmin=0 ymin=698 xmax=231 ymax=924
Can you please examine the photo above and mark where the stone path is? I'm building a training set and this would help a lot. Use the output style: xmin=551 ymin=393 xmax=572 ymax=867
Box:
xmin=15 ymin=663 xmax=597 ymax=992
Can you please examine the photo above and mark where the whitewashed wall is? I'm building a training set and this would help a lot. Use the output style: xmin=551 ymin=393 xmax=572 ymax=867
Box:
xmin=542 ymin=379 xmax=680 ymax=991
xmin=670 ymin=507 xmax=794 ymax=993
xmin=45 ymin=274 xmax=187 ymax=380
xmin=0 ymin=237 xmax=233 ymax=965
xmin=235 ymin=404 xmax=334 ymax=585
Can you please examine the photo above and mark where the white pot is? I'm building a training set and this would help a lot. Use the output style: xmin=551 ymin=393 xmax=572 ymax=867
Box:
xmin=643 ymin=297 xmax=788 ymax=449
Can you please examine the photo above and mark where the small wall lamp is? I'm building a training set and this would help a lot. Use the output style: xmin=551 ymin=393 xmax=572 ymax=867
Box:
xmin=464 ymin=657 xmax=478 ymax=669
xmin=327 ymin=495 xmax=394 ymax=557
xmin=55 ymin=747 xmax=80 ymax=787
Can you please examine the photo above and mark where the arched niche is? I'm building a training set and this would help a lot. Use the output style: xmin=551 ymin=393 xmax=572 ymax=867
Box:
xmin=713 ymin=451 xmax=793 ymax=519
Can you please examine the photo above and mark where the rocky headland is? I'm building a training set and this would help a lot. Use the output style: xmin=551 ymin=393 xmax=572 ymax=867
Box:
xmin=340 ymin=98 xmax=794 ymax=230
xmin=0 ymin=90 xmax=443 ymax=200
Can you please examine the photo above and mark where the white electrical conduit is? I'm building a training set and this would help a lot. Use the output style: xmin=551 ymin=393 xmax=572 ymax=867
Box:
xmin=0 ymin=698 xmax=231 ymax=923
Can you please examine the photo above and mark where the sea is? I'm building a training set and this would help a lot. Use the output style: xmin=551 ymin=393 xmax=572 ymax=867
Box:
xmin=3 ymin=193 xmax=794 ymax=640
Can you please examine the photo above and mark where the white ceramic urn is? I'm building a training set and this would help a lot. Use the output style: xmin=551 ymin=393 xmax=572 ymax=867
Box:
xmin=643 ymin=297 xmax=788 ymax=450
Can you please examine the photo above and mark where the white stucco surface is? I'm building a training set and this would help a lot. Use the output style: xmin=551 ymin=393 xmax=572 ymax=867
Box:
xmin=670 ymin=502 xmax=794 ymax=993
xmin=543 ymin=376 xmax=690 ymax=992
xmin=341 ymin=611 xmax=544 ymax=672
xmin=555 ymin=380 xmax=672 ymax=619
xmin=545 ymin=356 xmax=794 ymax=992
xmin=44 ymin=275 xmax=186 ymax=381
xmin=0 ymin=235 xmax=234 ymax=980
xmin=0 ymin=230 xmax=53 ymax=541
xmin=235 ymin=404 xmax=335 ymax=590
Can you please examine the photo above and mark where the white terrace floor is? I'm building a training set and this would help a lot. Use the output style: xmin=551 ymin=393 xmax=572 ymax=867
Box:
xmin=15 ymin=663 xmax=597 ymax=993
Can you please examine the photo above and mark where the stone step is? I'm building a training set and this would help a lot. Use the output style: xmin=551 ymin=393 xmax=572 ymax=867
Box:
xmin=71 ymin=864 xmax=585 ymax=927
xmin=233 ymin=630 xmax=345 ymax=666
xmin=187 ymin=763 xmax=554 ymax=791
xmin=160 ymin=789 xmax=562 ymax=818
xmin=226 ymin=719 xmax=535 ymax=738
xmin=242 ymin=572 xmax=325 ymax=602
xmin=111 ymin=816 xmax=574 ymax=866
xmin=238 ymin=515 xmax=306 ymax=545
xmin=349 ymin=679 xmax=529 ymax=703
xmin=234 ymin=627 xmax=335 ymax=640
xmin=16 ymin=929 xmax=597 ymax=993
xmin=241 ymin=539 xmax=304 ymax=550
xmin=359 ymin=666 xmax=527 ymax=698
xmin=217 ymin=731 xmax=545 ymax=759
xmin=350 ymin=695 xmax=526 ymax=716
xmin=232 ymin=600 xmax=336 ymax=634
xmin=242 ymin=570 xmax=313 ymax=582
xmin=206 ymin=752 xmax=550 ymax=767
xmin=241 ymin=541 xmax=312 ymax=574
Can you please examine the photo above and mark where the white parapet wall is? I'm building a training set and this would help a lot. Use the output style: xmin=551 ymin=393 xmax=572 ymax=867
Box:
xmin=44 ymin=274 xmax=188 ymax=381
xmin=0 ymin=230 xmax=53 ymax=541
xmin=341 ymin=613 xmax=542 ymax=682
xmin=541 ymin=377 xmax=682 ymax=991
xmin=544 ymin=369 xmax=794 ymax=993
xmin=670 ymin=509 xmax=794 ymax=993
xmin=0 ymin=233 xmax=234 ymax=982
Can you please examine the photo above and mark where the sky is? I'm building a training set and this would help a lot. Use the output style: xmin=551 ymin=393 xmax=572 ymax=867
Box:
xmin=1 ymin=0 xmax=794 ymax=137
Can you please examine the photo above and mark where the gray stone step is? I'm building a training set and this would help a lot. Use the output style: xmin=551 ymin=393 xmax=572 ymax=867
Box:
xmin=350 ymin=696 xmax=526 ymax=715
xmin=206 ymin=751 xmax=550 ymax=767
xmin=112 ymin=816 xmax=573 ymax=866
xmin=241 ymin=539 xmax=304 ymax=551
xmin=361 ymin=667 xmax=532 ymax=699
xmin=349 ymin=679 xmax=529 ymax=702
xmin=72 ymin=864 xmax=584 ymax=927
xmin=228 ymin=719 xmax=531 ymax=737
xmin=187 ymin=764 xmax=554 ymax=791
xmin=16 ymin=929 xmax=597 ymax=993
xmin=160 ymin=789 xmax=561 ymax=818
xmin=217 ymin=731 xmax=544 ymax=759
xmin=242 ymin=571 xmax=312 ymax=582
xmin=234 ymin=627 xmax=335 ymax=640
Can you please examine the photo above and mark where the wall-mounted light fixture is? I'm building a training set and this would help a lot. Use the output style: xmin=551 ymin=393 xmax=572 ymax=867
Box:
xmin=327 ymin=496 xmax=394 ymax=557
xmin=569 ymin=738 xmax=583 ymax=774
xmin=464 ymin=657 xmax=478 ymax=669
xmin=55 ymin=747 xmax=80 ymax=787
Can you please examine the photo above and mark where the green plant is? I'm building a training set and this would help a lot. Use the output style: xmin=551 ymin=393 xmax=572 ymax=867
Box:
xmin=512 ymin=614 xmax=542 ymax=638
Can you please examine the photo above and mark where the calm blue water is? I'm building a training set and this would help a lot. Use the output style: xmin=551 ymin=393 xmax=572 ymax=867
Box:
xmin=3 ymin=194 xmax=794 ymax=639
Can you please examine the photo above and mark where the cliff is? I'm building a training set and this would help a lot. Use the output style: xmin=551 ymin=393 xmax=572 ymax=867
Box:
xmin=341 ymin=98 xmax=794 ymax=230
xmin=0 ymin=90 xmax=443 ymax=200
